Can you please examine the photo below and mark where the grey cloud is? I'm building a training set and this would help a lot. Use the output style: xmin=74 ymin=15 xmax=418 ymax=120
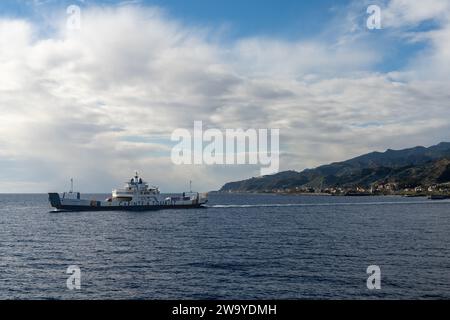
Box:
xmin=1 ymin=4 xmax=450 ymax=192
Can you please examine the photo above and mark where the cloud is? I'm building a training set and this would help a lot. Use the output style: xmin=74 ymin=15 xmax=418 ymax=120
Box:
xmin=0 ymin=2 xmax=450 ymax=192
xmin=383 ymin=0 xmax=450 ymax=28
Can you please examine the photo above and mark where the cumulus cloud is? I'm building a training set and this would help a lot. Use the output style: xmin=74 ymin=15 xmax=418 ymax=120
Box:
xmin=1 ymin=2 xmax=450 ymax=192
xmin=383 ymin=0 xmax=450 ymax=27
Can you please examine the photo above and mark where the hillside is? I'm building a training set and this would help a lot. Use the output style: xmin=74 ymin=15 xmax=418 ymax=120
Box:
xmin=220 ymin=142 xmax=450 ymax=193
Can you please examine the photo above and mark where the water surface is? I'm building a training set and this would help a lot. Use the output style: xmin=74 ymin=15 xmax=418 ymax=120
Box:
xmin=0 ymin=193 xmax=449 ymax=299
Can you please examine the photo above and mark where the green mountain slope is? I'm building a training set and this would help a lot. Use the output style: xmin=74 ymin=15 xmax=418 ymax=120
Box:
xmin=220 ymin=142 xmax=450 ymax=192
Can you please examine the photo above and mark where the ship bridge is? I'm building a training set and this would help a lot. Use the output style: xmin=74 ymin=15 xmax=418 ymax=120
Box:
xmin=112 ymin=172 xmax=159 ymax=200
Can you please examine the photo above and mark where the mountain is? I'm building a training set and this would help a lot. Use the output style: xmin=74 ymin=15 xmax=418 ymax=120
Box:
xmin=219 ymin=142 xmax=450 ymax=192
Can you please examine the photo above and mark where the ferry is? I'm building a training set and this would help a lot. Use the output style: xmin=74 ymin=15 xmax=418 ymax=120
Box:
xmin=48 ymin=173 xmax=208 ymax=211
xmin=428 ymin=194 xmax=450 ymax=200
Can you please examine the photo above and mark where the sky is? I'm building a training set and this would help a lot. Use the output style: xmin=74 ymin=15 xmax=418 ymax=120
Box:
xmin=1 ymin=0 xmax=450 ymax=192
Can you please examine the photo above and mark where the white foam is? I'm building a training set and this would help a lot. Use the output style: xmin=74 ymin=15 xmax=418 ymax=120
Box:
xmin=207 ymin=200 xmax=450 ymax=209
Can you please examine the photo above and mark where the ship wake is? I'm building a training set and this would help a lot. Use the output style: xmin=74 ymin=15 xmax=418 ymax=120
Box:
xmin=207 ymin=200 xmax=450 ymax=209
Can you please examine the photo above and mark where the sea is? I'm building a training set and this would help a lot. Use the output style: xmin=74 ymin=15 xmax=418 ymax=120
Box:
xmin=0 ymin=193 xmax=449 ymax=299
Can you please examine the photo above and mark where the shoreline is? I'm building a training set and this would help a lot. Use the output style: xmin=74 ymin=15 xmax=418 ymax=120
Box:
xmin=213 ymin=191 xmax=450 ymax=198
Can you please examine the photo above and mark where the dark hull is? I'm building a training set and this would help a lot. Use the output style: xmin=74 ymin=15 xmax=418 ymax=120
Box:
xmin=344 ymin=192 xmax=373 ymax=196
xmin=428 ymin=195 xmax=450 ymax=200
xmin=52 ymin=204 xmax=206 ymax=212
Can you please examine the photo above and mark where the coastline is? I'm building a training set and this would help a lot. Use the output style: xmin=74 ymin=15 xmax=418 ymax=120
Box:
xmin=213 ymin=190 xmax=449 ymax=199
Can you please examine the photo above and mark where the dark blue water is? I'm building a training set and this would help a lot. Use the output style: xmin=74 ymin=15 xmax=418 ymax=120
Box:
xmin=1 ymin=193 xmax=449 ymax=299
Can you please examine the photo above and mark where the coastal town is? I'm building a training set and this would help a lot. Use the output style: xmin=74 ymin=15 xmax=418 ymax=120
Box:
xmin=259 ymin=182 xmax=450 ymax=199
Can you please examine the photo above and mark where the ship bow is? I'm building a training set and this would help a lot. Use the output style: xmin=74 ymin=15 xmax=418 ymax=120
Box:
xmin=48 ymin=193 xmax=62 ymax=209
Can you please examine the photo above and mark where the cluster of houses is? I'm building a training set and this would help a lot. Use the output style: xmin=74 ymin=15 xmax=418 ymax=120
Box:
xmin=269 ymin=183 xmax=450 ymax=196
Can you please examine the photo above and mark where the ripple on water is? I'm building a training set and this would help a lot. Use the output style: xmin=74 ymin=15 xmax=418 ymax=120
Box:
xmin=0 ymin=193 xmax=449 ymax=299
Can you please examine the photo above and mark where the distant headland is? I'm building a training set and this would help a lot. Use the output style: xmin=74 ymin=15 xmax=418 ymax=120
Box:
xmin=219 ymin=142 xmax=450 ymax=197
